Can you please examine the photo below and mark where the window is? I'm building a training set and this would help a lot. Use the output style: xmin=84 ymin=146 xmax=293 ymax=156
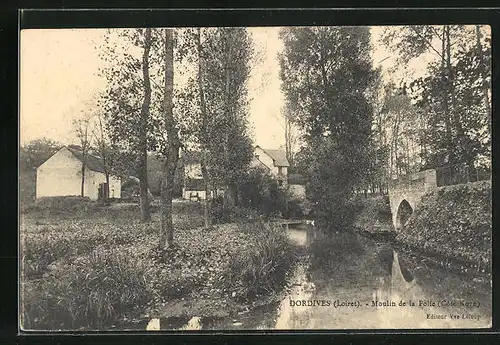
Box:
xmin=278 ymin=179 xmax=283 ymax=187
xmin=278 ymin=166 xmax=283 ymax=175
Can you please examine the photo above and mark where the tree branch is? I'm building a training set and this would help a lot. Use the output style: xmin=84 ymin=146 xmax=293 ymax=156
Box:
xmin=409 ymin=26 xmax=445 ymax=60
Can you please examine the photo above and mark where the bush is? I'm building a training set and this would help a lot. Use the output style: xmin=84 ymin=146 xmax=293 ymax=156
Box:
xmin=172 ymin=201 xmax=204 ymax=216
xmin=210 ymin=196 xmax=229 ymax=223
xmin=23 ymin=196 xmax=99 ymax=217
xmin=210 ymin=196 xmax=262 ymax=224
xmin=284 ymin=199 xmax=304 ymax=219
xmin=396 ymin=180 xmax=492 ymax=270
xmin=217 ymin=222 xmax=295 ymax=301
xmin=351 ymin=195 xmax=393 ymax=232
xmin=148 ymin=268 xmax=201 ymax=301
xmin=238 ymin=167 xmax=288 ymax=217
xmin=21 ymin=221 xmax=139 ymax=278
xmin=301 ymin=138 xmax=373 ymax=232
xmin=22 ymin=248 xmax=152 ymax=330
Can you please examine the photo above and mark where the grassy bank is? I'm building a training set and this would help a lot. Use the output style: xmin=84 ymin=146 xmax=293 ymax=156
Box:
xmin=20 ymin=199 xmax=295 ymax=330
xmin=350 ymin=181 xmax=491 ymax=276
xmin=396 ymin=180 xmax=491 ymax=275
xmin=346 ymin=183 xmax=492 ymax=311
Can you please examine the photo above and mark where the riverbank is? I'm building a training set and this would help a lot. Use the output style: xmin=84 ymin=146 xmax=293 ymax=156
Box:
xmin=20 ymin=200 xmax=295 ymax=330
xmin=352 ymin=181 xmax=491 ymax=276
xmin=168 ymin=224 xmax=491 ymax=330
xmin=351 ymin=186 xmax=492 ymax=316
xmin=396 ymin=180 xmax=492 ymax=275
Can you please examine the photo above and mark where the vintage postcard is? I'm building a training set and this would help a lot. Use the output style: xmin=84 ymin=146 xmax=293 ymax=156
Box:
xmin=19 ymin=25 xmax=492 ymax=331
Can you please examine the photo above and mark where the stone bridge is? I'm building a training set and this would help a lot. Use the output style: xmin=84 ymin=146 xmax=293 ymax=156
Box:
xmin=388 ymin=169 xmax=437 ymax=231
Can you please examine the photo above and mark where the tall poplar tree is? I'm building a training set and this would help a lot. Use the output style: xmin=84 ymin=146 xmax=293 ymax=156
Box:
xmin=280 ymin=26 xmax=377 ymax=230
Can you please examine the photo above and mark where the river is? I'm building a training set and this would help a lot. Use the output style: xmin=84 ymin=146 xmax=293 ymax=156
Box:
xmin=146 ymin=223 xmax=492 ymax=330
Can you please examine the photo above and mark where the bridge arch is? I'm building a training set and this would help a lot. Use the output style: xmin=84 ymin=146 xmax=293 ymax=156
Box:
xmin=388 ymin=169 xmax=437 ymax=231
xmin=395 ymin=199 xmax=413 ymax=231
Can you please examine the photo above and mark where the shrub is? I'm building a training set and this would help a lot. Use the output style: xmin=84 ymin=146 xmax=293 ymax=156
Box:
xmin=23 ymin=196 xmax=99 ymax=217
xmin=21 ymin=221 xmax=138 ymax=278
xmin=284 ymin=199 xmax=304 ymax=219
xmin=210 ymin=197 xmax=261 ymax=224
xmin=210 ymin=196 xmax=230 ymax=223
xmin=22 ymin=248 xmax=152 ymax=330
xmin=302 ymin=139 xmax=372 ymax=232
xmin=148 ymin=268 xmax=201 ymax=301
xmin=238 ymin=167 xmax=288 ymax=217
xmin=351 ymin=195 xmax=393 ymax=232
xmin=21 ymin=232 xmax=74 ymax=278
xmin=396 ymin=180 xmax=492 ymax=270
xmin=172 ymin=201 xmax=204 ymax=216
xmin=217 ymin=222 xmax=295 ymax=301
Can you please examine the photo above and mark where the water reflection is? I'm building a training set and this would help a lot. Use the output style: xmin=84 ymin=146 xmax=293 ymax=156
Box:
xmin=268 ymin=227 xmax=491 ymax=329
xmin=148 ymin=223 xmax=491 ymax=330
xmin=275 ymin=263 xmax=316 ymax=329
xmin=284 ymin=223 xmax=316 ymax=247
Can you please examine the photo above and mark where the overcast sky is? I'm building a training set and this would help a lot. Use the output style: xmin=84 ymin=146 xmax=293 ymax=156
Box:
xmin=20 ymin=27 xmax=428 ymax=149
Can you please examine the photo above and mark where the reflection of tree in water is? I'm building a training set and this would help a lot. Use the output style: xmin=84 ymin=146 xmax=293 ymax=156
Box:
xmin=309 ymin=231 xmax=396 ymax=290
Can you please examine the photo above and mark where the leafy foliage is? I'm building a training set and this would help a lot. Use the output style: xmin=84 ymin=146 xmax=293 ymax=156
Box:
xmin=216 ymin=222 xmax=295 ymax=301
xmin=381 ymin=25 xmax=491 ymax=170
xmin=20 ymin=138 xmax=62 ymax=171
xmin=22 ymin=248 xmax=152 ymax=330
xmin=237 ymin=167 xmax=288 ymax=217
xmin=21 ymin=199 xmax=295 ymax=329
xmin=177 ymin=28 xmax=255 ymax=195
xmin=396 ymin=180 xmax=492 ymax=270
xmin=351 ymin=195 xmax=393 ymax=233
xmin=280 ymin=27 xmax=377 ymax=231
xmin=280 ymin=27 xmax=376 ymax=228
xmin=407 ymin=42 xmax=491 ymax=168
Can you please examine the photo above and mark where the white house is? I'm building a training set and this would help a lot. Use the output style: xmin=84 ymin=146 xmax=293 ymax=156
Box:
xmin=251 ymin=146 xmax=290 ymax=186
xmin=36 ymin=146 xmax=121 ymax=201
xmin=181 ymin=147 xmax=291 ymax=201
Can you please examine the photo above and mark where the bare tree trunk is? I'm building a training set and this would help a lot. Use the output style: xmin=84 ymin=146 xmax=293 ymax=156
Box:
xmin=105 ymin=173 xmax=110 ymax=203
xmin=197 ymin=28 xmax=213 ymax=229
xmin=139 ymin=28 xmax=152 ymax=222
xmin=98 ymin=113 xmax=110 ymax=205
xmin=81 ymin=164 xmax=85 ymax=197
xmin=77 ymin=121 xmax=90 ymax=198
xmin=284 ymin=109 xmax=295 ymax=169
xmin=223 ymin=30 xmax=234 ymax=208
xmin=441 ymin=26 xmax=453 ymax=163
xmin=476 ymin=25 xmax=491 ymax=137
xmin=160 ymin=28 xmax=181 ymax=249
xmin=201 ymin=162 xmax=212 ymax=228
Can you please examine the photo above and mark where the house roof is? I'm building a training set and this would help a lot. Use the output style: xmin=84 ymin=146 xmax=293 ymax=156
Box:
xmin=251 ymin=156 xmax=271 ymax=171
xmin=257 ymin=146 xmax=290 ymax=167
xmin=65 ymin=146 xmax=106 ymax=173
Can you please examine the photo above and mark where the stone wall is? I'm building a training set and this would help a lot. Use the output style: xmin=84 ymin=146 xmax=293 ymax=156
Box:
xmin=388 ymin=169 xmax=437 ymax=230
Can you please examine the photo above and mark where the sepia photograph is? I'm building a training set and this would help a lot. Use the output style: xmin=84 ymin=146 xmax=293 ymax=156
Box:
xmin=19 ymin=25 xmax=492 ymax=331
